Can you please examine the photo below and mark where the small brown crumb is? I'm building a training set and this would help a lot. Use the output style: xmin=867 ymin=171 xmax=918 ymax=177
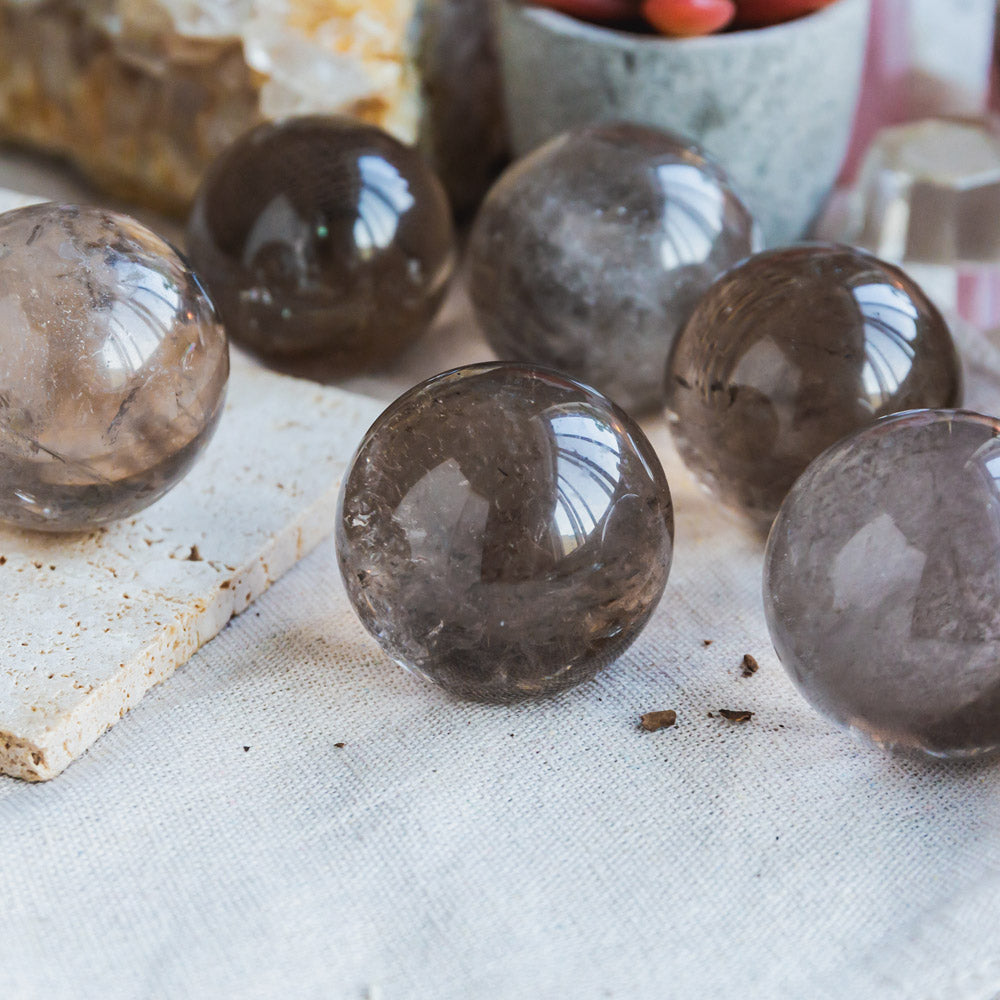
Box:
xmin=334 ymin=742 xmax=346 ymax=749
xmin=186 ymin=545 xmax=203 ymax=562
xmin=741 ymin=653 xmax=760 ymax=677
xmin=243 ymin=746 xmax=250 ymax=752
xmin=703 ymin=639 xmax=713 ymax=647
xmin=640 ymin=710 xmax=677 ymax=732
xmin=719 ymin=709 xmax=753 ymax=723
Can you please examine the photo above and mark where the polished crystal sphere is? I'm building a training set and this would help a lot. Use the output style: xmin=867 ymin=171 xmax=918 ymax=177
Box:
xmin=467 ymin=122 xmax=761 ymax=414
xmin=186 ymin=115 xmax=456 ymax=367
xmin=336 ymin=363 xmax=675 ymax=701
xmin=665 ymin=243 xmax=961 ymax=527
xmin=765 ymin=410 xmax=1000 ymax=758
xmin=0 ymin=203 xmax=228 ymax=531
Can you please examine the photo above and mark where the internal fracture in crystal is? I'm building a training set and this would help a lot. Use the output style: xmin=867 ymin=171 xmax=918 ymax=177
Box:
xmin=0 ymin=203 xmax=228 ymax=531
xmin=187 ymin=115 xmax=455 ymax=368
xmin=665 ymin=243 xmax=961 ymax=526
xmin=336 ymin=363 xmax=675 ymax=701
xmin=765 ymin=410 xmax=1000 ymax=758
xmin=467 ymin=122 xmax=761 ymax=414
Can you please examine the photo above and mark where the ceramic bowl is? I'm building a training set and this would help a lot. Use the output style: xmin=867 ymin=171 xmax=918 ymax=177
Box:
xmin=496 ymin=0 xmax=871 ymax=244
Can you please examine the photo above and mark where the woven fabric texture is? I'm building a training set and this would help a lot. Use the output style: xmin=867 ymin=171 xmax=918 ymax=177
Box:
xmin=3 ymin=301 xmax=1000 ymax=999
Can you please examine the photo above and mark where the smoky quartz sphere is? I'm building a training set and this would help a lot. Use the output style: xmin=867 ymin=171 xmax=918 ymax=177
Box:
xmin=186 ymin=115 xmax=456 ymax=367
xmin=765 ymin=410 xmax=1000 ymax=758
xmin=0 ymin=203 xmax=228 ymax=531
xmin=666 ymin=244 xmax=961 ymax=527
xmin=467 ymin=123 xmax=761 ymax=415
xmin=336 ymin=363 xmax=675 ymax=702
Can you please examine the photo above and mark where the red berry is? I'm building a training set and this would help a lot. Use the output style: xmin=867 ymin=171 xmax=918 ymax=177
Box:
xmin=534 ymin=0 xmax=643 ymax=23
xmin=641 ymin=0 xmax=736 ymax=36
xmin=733 ymin=0 xmax=835 ymax=26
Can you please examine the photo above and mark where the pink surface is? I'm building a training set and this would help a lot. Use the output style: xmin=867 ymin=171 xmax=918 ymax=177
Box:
xmin=840 ymin=0 xmax=912 ymax=181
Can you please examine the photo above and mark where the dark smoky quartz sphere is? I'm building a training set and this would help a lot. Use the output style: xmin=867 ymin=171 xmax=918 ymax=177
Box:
xmin=665 ymin=243 xmax=961 ymax=527
xmin=186 ymin=115 xmax=456 ymax=369
xmin=0 ymin=202 xmax=228 ymax=531
xmin=467 ymin=122 xmax=761 ymax=415
xmin=765 ymin=410 xmax=1000 ymax=758
xmin=336 ymin=363 xmax=675 ymax=702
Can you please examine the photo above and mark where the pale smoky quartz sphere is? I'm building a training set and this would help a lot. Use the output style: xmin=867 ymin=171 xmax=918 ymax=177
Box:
xmin=665 ymin=243 xmax=961 ymax=527
xmin=336 ymin=363 xmax=674 ymax=702
xmin=764 ymin=410 xmax=1000 ymax=758
xmin=0 ymin=203 xmax=228 ymax=531
xmin=186 ymin=115 xmax=456 ymax=368
xmin=467 ymin=122 xmax=761 ymax=414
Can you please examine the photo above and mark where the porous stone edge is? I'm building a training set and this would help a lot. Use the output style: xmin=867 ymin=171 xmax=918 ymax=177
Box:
xmin=0 ymin=485 xmax=341 ymax=782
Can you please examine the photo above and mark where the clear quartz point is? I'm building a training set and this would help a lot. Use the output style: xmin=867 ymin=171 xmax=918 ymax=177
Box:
xmin=838 ymin=116 xmax=1000 ymax=330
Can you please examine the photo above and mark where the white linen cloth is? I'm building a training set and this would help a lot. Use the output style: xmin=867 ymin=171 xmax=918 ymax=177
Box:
xmin=3 ymin=153 xmax=1000 ymax=1000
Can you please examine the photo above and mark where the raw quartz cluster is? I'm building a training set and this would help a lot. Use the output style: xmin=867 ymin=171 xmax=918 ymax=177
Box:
xmin=143 ymin=0 xmax=422 ymax=127
xmin=0 ymin=0 xmax=503 ymax=214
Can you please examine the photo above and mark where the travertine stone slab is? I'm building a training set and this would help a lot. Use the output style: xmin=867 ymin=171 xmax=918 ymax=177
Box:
xmin=0 ymin=345 xmax=382 ymax=782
